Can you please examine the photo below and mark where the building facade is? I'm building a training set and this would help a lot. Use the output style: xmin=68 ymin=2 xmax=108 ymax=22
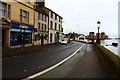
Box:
xmin=89 ymin=32 xmax=95 ymax=39
xmin=1 ymin=0 xmax=63 ymax=48
xmin=34 ymin=7 xmax=49 ymax=45
xmin=1 ymin=0 xmax=35 ymax=48
xmin=48 ymin=8 xmax=63 ymax=44
xmin=96 ymin=33 xmax=101 ymax=40
xmin=100 ymin=32 xmax=108 ymax=39
xmin=34 ymin=1 xmax=63 ymax=44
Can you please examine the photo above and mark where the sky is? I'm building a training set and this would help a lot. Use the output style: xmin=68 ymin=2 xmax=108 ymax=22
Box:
xmin=45 ymin=0 xmax=119 ymax=38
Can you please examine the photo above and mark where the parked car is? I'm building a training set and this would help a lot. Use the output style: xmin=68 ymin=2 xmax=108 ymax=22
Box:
xmin=61 ymin=38 xmax=69 ymax=44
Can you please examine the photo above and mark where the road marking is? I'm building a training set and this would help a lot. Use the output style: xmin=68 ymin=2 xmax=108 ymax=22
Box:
xmin=23 ymin=44 xmax=85 ymax=80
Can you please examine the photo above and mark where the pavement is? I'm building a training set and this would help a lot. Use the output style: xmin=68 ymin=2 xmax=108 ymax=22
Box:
xmin=65 ymin=44 xmax=106 ymax=78
xmin=2 ymin=41 xmax=83 ymax=79
xmin=32 ymin=44 xmax=106 ymax=79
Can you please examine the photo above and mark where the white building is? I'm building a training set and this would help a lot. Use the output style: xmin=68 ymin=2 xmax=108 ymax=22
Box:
xmin=47 ymin=8 xmax=63 ymax=44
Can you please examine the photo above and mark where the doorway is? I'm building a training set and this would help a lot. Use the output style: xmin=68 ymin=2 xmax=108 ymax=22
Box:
xmin=41 ymin=34 xmax=44 ymax=45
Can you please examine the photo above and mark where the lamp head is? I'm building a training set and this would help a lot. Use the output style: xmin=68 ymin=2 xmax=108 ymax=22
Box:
xmin=97 ymin=20 xmax=101 ymax=24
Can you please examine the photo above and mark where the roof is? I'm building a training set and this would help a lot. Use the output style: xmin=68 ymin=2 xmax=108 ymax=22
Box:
xmin=35 ymin=7 xmax=49 ymax=16
xmin=45 ymin=7 xmax=63 ymax=19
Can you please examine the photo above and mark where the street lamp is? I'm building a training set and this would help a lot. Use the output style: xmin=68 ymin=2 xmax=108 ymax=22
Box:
xmin=96 ymin=20 xmax=101 ymax=44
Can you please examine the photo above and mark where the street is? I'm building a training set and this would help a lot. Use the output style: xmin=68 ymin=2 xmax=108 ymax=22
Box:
xmin=3 ymin=41 xmax=83 ymax=78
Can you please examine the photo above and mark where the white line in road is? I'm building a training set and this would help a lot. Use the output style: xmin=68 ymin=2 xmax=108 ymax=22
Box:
xmin=23 ymin=44 xmax=85 ymax=80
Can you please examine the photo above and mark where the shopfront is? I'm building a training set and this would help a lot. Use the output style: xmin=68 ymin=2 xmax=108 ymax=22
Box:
xmin=10 ymin=23 xmax=34 ymax=46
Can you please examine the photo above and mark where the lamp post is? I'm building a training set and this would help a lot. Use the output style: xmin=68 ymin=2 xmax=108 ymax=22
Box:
xmin=96 ymin=20 xmax=101 ymax=44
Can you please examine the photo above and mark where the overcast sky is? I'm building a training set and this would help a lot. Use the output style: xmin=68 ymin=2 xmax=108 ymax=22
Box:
xmin=45 ymin=0 xmax=119 ymax=38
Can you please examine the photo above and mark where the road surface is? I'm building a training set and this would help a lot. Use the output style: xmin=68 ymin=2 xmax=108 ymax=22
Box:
xmin=3 ymin=41 xmax=83 ymax=79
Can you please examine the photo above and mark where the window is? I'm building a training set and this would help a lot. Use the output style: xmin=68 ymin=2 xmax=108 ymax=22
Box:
xmin=0 ymin=2 xmax=7 ymax=17
xmin=45 ymin=16 xmax=46 ymax=22
xmin=59 ymin=24 xmax=61 ymax=31
xmin=42 ymin=24 xmax=43 ymax=31
xmin=55 ymin=23 xmax=57 ymax=30
xmin=38 ymin=23 xmax=40 ymax=30
xmin=45 ymin=24 xmax=46 ymax=31
xmin=0 ymin=2 xmax=11 ymax=18
xmin=61 ymin=25 xmax=62 ymax=32
xmin=50 ymin=21 xmax=53 ymax=29
xmin=51 ymin=11 xmax=53 ymax=18
xmin=38 ymin=12 xmax=40 ymax=19
xmin=43 ymin=15 xmax=45 ymax=21
xmin=59 ymin=17 xmax=60 ymax=22
xmin=0 ymin=2 xmax=11 ymax=19
xmin=20 ymin=9 xmax=29 ymax=23
xmin=23 ymin=11 xmax=27 ymax=22
xmin=55 ymin=14 xmax=57 ymax=20
xmin=8 ymin=4 xmax=11 ymax=19
xmin=40 ymin=13 xmax=42 ymax=20
xmin=42 ymin=14 xmax=44 ymax=20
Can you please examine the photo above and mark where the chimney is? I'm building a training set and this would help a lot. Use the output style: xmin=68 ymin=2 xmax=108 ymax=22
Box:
xmin=36 ymin=0 xmax=45 ymax=7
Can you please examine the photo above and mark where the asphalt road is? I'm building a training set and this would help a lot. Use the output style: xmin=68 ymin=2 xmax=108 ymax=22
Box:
xmin=2 ymin=41 xmax=83 ymax=79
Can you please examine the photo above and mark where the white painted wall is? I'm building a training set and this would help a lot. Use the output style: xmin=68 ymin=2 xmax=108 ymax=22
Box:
xmin=48 ymin=10 xmax=63 ymax=44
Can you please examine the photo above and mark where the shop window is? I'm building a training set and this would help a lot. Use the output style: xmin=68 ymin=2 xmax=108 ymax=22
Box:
xmin=10 ymin=27 xmax=32 ymax=46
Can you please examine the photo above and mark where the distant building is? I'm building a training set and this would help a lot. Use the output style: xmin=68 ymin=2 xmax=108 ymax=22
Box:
xmin=101 ymin=32 xmax=105 ymax=39
xmin=89 ymin=32 xmax=95 ymax=39
xmin=96 ymin=33 xmax=101 ymax=39
xmin=77 ymin=34 xmax=86 ymax=41
xmin=96 ymin=32 xmax=108 ymax=40
xmin=64 ymin=32 xmax=85 ymax=41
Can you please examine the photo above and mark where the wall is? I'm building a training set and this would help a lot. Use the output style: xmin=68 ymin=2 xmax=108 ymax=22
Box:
xmin=9 ymin=2 xmax=34 ymax=25
xmin=94 ymin=43 xmax=120 ymax=78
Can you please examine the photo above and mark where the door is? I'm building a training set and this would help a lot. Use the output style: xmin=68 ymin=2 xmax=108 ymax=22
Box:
xmin=41 ymin=34 xmax=44 ymax=45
